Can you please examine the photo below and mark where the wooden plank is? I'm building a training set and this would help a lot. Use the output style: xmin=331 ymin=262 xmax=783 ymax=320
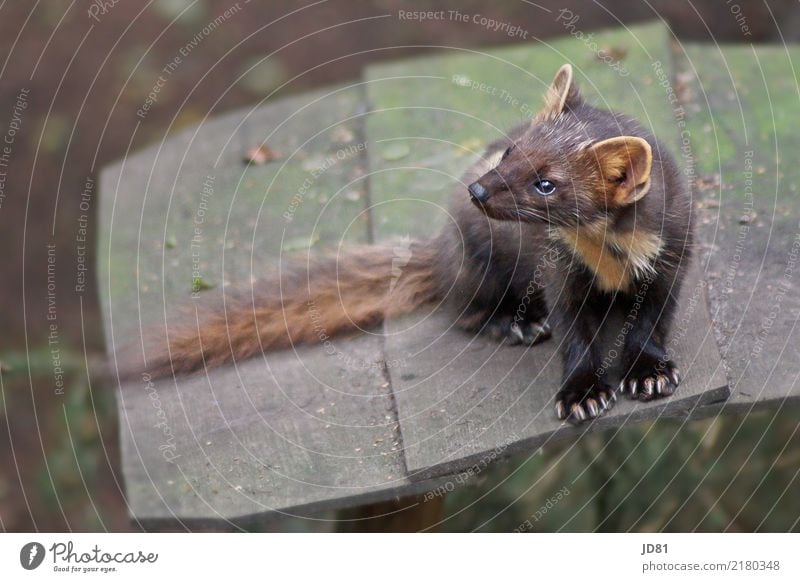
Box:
xmin=678 ymin=44 xmax=800 ymax=413
xmin=365 ymin=24 xmax=729 ymax=479
xmin=115 ymin=336 xmax=451 ymax=528
xmin=384 ymin=260 xmax=728 ymax=479
xmin=98 ymin=87 xmax=448 ymax=526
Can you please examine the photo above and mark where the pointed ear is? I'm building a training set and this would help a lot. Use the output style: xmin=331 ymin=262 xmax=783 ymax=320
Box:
xmin=536 ymin=64 xmax=581 ymax=120
xmin=585 ymin=136 xmax=653 ymax=205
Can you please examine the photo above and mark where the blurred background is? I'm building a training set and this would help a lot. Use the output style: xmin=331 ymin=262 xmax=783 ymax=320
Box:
xmin=1 ymin=0 xmax=799 ymax=532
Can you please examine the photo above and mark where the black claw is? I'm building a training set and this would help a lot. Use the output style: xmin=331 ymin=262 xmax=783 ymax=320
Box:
xmin=555 ymin=401 xmax=566 ymax=420
xmin=586 ymin=398 xmax=599 ymax=418
xmin=655 ymin=375 xmax=667 ymax=394
xmin=669 ymin=368 xmax=681 ymax=386
xmin=598 ymin=394 xmax=609 ymax=410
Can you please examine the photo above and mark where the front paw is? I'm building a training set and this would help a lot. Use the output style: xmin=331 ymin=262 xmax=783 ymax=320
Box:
xmin=485 ymin=315 xmax=552 ymax=346
xmin=555 ymin=373 xmax=616 ymax=424
xmin=620 ymin=355 xmax=681 ymax=402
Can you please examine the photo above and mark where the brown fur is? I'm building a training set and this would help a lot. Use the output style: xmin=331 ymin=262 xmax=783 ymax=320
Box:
xmin=554 ymin=225 xmax=663 ymax=292
xmin=140 ymin=243 xmax=439 ymax=378
xmin=466 ymin=65 xmax=684 ymax=293
xmin=586 ymin=136 xmax=653 ymax=204
xmin=536 ymin=64 xmax=579 ymax=121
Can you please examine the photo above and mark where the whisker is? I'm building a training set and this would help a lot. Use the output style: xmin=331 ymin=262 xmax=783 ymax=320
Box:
xmin=516 ymin=208 xmax=547 ymax=221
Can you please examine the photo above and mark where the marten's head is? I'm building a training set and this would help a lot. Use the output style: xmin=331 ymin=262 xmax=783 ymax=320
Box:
xmin=467 ymin=64 xmax=653 ymax=228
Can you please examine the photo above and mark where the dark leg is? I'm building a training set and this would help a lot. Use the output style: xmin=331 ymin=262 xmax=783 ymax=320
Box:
xmin=619 ymin=281 xmax=681 ymax=401
xmin=553 ymin=286 xmax=616 ymax=424
xmin=458 ymin=287 xmax=551 ymax=346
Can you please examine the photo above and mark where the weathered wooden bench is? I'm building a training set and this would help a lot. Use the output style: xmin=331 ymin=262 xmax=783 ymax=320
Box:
xmin=98 ymin=22 xmax=800 ymax=530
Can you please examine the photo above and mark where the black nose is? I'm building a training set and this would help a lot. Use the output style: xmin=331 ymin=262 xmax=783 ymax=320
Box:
xmin=468 ymin=182 xmax=490 ymax=203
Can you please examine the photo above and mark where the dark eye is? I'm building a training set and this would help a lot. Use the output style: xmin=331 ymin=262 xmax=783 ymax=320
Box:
xmin=532 ymin=179 xmax=556 ymax=196
xmin=501 ymin=145 xmax=514 ymax=161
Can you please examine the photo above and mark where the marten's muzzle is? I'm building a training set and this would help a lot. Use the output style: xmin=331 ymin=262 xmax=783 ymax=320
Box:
xmin=468 ymin=181 xmax=490 ymax=204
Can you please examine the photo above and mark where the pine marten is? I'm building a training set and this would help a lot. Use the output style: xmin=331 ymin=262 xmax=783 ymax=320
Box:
xmin=138 ymin=64 xmax=693 ymax=425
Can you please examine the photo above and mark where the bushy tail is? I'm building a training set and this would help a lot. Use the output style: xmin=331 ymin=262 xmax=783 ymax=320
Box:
xmin=137 ymin=241 xmax=439 ymax=379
